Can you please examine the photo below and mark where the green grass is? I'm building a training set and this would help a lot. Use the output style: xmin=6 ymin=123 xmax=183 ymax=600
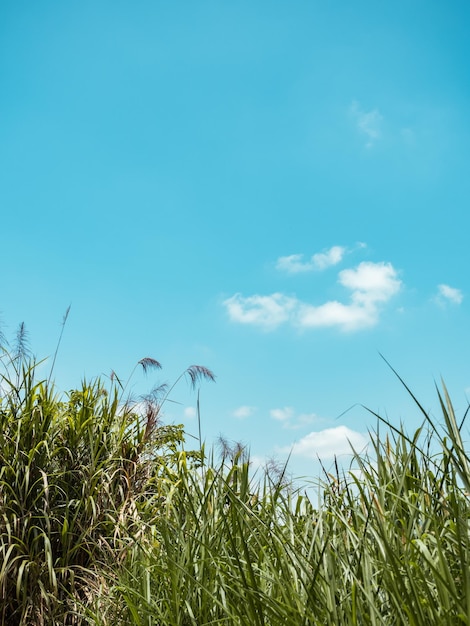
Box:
xmin=1 ymin=336 xmax=470 ymax=624
xmin=98 ymin=411 xmax=470 ymax=626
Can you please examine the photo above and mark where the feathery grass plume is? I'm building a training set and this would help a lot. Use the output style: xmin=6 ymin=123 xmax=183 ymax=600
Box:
xmin=143 ymin=364 xmax=216 ymax=454
xmin=156 ymin=364 xmax=216 ymax=405
xmin=146 ymin=381 xmax=169 ymax=404
xmin=115 ymin=357 xmax=163 ymax=401
xmin=138 ymin=357 xmax=163 ymax=375
xmin=216 ymin=435 xmax=249 ymax=465
xmin=187 ymin=366 xmax=215 ymax=451
xmin=264 ymin=455 xmax=292 ymax=489
xmin=185 ymin=364 xmax=216 ymax=388
xmin=216 ymin=433 xmax=234 ymax=461
xmin=12 ymin=322 xmax=31 ymax=362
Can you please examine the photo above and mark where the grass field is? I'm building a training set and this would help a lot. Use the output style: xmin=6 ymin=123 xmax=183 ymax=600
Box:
xmin=1 ymin=337 xmax=469 ymax=625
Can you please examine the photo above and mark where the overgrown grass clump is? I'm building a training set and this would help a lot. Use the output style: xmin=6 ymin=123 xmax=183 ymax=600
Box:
xmin=0 ymin=340 xmax=212 ymax=625
xmin=1 ymin=338 xmax=470 ymax=624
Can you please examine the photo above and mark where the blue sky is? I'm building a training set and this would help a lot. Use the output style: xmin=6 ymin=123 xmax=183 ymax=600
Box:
xmin=1 ymin=1 xmax=469 ymax=480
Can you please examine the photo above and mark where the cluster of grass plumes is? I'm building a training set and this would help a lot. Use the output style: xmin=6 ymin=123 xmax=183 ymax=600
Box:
xmin=1 ymin=325 xmax=470 ymax=624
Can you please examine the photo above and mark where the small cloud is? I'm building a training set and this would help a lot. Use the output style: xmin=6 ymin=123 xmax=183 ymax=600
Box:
xmin=285 ymin=412 xmax=321 ymax=430
xmin=223 ymin=292 xmax=297 ymax=331
xmin=350 ymin=101 xmax=383 ymax=148
xmin=297 ymin=300 xmax=376 ymax=331
xmin=270 ymin=406 xmax=294 ymax=422
xmin=340 ymin=261 xmax=401 ymax=304
xmin=276 ymin=254 xmax=310 ymax=274
xmin=298 ymin=262 xmax=401 ymax=331
xmin=233 ymin=405 xmax=256 ymax=419
xmin=281 ymin=426 xmax=368 ymax=460
xmin=436 ymin=284 xmax=463 ymax=305
xmin=184 ymin=406 xmax=197 ymax=419
xmin=276 ymin=246 xmax=345 ymax=274
xmin=224 ymin=261 xmax=401 ymax=333
xmin=312 ymin=246 xmax=345 ymax=270
xmin=270 ymin=407 xmax=323 ymax=430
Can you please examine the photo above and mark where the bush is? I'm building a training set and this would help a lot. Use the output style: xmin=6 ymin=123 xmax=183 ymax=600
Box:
xmin=0 ymin=343 xmax=213 ymax=625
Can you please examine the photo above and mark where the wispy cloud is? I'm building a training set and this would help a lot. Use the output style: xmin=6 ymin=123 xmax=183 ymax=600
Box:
xmin=270 ymin=407 xmax=295 ymax=422
xmin=350 ymin=101 xmax=383 ymax=148
xmin=270 ymin=406 xmax=320 ymax=429
xmin=276 ymin=245 xmax=345 ymax=274
xmin=436 ymin=284 xmax=463 ymax=305
xmin=224 ymin=261 xmax=402 ymax=332
xmin=280 ymin=426 xmax=368 ymax=460
xmin=224 ymin=293 xmax=297 ymax=331
xmin=233 ymin=405 xmax=257 ymax=419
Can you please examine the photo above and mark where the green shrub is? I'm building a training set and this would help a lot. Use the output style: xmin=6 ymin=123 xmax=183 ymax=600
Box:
xmin=0 ymin=340 xmax=213 ymax=625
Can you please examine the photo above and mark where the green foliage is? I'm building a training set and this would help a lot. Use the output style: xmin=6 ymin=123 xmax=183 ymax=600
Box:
xmin=1 ymin=328 xmax=470 ymax=625
xmin=0 ymin=346 xmax=208 ymax=625
xmin=92 ymin=381 xmax=470 ymax=626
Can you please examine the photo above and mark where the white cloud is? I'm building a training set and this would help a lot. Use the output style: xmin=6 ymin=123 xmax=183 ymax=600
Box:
xmin=350 ymin=101 xmax=383 ymax=148
xmin=297 ymin=300 xmax=377 ymax=331
xmin=276 ymin=254 xmax=310 ymax=274
xmin=270 ymin=406 xmax=294 ymax=422
xmin=233 ymin=405 xmax=256 ymax=419
xmin=224 ymin=261 xmax=402 ymax=333
xmin=284 ymin=412 xmax=321 ymax=430
xmin=313 ymin=246 xmax=345 ymax=270
xmin=276 ymin=246 xmax=345 ymax=274
xmin=281 ymin=426 xmax=368 ymax=460
xmin=270 ymin=407 xmax=323 ymax=430
xmin=184 ymin=406 xmax=197 ymax=419
xmin=223 ymin=292 xmax=297 ymax=330
xmin=340 ymin=262 xmax=400 ymax=300
xmin=299 ymin=261 xmax=401 ymax=331
xmin=437 ymin=284 xmax=463 ymax=305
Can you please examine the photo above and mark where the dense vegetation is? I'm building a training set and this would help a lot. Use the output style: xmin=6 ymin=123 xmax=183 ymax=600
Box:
xmin=1 ymin=327 xmax=470 ymax=624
